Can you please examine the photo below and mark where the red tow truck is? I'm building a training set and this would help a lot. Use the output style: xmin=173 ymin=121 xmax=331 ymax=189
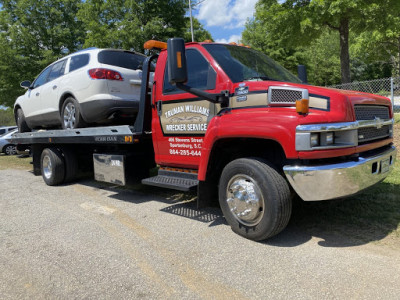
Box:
xmin=11 ymin=38 xmax=397 ymax=241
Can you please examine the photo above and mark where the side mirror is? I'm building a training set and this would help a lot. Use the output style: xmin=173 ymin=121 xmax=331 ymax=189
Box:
xmin=297 ymin=65 xmax=308 ymax=84
xmin=20 ymin=80 xmax=31 ymax=89
xmin=167 ymin=38 xmax=187 ymax=84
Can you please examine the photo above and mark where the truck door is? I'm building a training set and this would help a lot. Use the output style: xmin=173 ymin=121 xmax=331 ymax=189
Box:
xmin=152 ymin=46 xmax=225 ymax=169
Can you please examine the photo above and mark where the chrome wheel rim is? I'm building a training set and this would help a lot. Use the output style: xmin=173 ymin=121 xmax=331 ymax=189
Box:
xmin=63 ymin=102 xmax=76 ymax=129
xmin=5 ymin=145 xmax=16 ymax=155
xmin=226 ymin=174 xmax=265 ymax=226
xmin=42 ymin=155 xmax=52 ymax=179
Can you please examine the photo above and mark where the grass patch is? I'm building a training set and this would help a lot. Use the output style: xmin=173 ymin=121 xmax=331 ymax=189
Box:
xmin=394 ymin=113 xmax=400 ymax=124
xmin=0 ymin=154 xmax=31 ymax=170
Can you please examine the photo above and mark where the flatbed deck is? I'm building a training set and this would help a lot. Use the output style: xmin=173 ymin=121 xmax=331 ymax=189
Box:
xmin=9 ymin=125 xmax=147 ymax=145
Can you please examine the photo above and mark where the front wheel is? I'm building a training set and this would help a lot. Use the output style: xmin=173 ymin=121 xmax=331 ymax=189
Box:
xmin=219 ymin=158 xmax=292 ymax=241
xmin=16 ymin=109 xmax=31 ymax=133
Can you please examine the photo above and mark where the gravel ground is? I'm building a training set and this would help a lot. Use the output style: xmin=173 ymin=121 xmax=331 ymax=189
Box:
xmin=1 ymin=169 xmax=399 ymax=299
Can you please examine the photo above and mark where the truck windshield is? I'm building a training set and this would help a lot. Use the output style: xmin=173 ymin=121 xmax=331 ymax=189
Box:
xmin=203 ymin=44 xmax=302 ymax=84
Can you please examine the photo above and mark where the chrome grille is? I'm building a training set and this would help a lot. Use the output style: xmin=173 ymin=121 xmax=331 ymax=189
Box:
xmin=358 ymin=125 xmax=391 ymax=143
xmin=354 ymin=105 xmax=389 ymax=120
xmin=354 ymin=105 xmax=391 ymax=143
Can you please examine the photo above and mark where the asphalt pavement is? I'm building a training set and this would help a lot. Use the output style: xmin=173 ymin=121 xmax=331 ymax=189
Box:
xmin=1 ymin=169 xmax=399 ymax=299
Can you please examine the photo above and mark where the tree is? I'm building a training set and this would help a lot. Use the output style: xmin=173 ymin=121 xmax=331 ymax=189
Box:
xmin=244 ymin=0 xmax=400 ymax=84
xmin=0 ymin=107 xmax=15 ymax=125
xmin=242 ymin=11 xmax=306 ymax=77
xmin=351 ymin=4 xmax=400 ymax=77
xmin=77 ymin=0 xmax=188 ymax=52
xmin=0 ymin=0 xmax=84 ymax=107
xmin=183 ymin=17 xmax=212 ymax=43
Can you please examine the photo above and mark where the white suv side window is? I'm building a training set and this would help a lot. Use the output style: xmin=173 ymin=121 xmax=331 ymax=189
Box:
xmin=32 ymin=66 xmax=52 ymax=89
xmin=69 ymin=54 xmax=90 ymax=72
xmin=47 ymin=60 xmax=67 ymax=82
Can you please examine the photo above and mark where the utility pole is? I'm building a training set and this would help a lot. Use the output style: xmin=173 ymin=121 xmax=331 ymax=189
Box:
xmin=189 ymin=0 xmax=194 ymax=42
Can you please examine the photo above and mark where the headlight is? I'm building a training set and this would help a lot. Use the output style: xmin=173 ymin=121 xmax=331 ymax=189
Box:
xmin=310 ymin=133 xmax=319 ymax=147
xmin=296 ymin=122 xmax=360 ymax=151
xmin=324 ymin=132 xmax=334 ymax=145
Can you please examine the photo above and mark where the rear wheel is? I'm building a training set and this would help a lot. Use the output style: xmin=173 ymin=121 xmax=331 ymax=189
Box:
xmin=219 ymin=158 xmax=292 ymax=241
xmin=62 ymin=147 xmax=78 ymax=183
xmin=4 ymin=145 xmax=17 ymax=155
xmin=16 ymin=109 xmax=31 ymax=133
xmin=41 ymin=148 xmax=65 ymax=186
xmin=61 ymin=97 xmax=86 ymax=129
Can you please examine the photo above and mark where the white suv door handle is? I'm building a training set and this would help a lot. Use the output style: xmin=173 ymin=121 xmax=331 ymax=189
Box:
xmin=36 ymin=92 xmax=40 ymax=96
xmin=53 ymin=85 xmax=57 ymax=90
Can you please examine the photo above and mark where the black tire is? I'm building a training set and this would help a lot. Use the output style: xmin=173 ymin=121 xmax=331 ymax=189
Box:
xmin=219 ymin=158 xmax=292 ymax=241
xmin=61 ymin=97 xmax=86 ymax=129
xmin=40 ymin=148 xmax=65 ymax=186
xmin=3 ymin=145 xmax=17 ymax=155
xmin=61 ymin=147 xmax=78 ymax=183
xmin=16 ymin=109 xmax=31 ymax=133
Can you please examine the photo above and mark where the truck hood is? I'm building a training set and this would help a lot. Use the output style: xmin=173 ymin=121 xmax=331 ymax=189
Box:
xmin=230 ymin=81 xmax=392 ymax=124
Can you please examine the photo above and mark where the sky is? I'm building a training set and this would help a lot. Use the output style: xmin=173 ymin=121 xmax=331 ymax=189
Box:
xmin=193 ymin=0 xmax=258 ymax=43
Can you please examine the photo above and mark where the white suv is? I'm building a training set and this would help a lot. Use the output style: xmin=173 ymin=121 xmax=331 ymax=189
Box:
xmin=14 ymin=48 xmax=147 ymax=132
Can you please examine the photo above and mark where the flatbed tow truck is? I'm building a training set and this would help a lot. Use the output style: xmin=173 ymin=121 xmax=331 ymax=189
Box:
xmin=10 ymin=38 xmax=397 ymax=241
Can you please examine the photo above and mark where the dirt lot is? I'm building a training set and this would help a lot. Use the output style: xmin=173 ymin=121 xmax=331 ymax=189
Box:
xmin=1 ymin=168 xmax=399 ymax=299
xmin=0 ymin=117 xmax=399 ymax=299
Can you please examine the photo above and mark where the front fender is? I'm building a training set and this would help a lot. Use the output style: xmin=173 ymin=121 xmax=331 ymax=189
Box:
xmin=198 ymin=110 xmax=299 ymax=181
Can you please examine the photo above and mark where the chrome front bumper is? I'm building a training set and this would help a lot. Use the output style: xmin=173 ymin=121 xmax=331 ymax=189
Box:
xmin=283 ymin=146 xmax=397 ymax=201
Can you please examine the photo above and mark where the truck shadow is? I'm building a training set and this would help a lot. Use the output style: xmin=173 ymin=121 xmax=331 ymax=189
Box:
xmin=84 ymin=181 xmax=227 ymax=227
xmin=81 ymin=179 xmax=399 ymax=248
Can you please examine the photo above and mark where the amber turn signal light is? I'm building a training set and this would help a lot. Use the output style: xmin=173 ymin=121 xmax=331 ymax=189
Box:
xmin=176 ymin=51 xmax=182 ymax=68
xmin=296 ymin=99 xmax=309 ymax=115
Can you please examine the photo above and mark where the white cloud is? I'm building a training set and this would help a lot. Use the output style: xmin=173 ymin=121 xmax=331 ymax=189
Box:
xmin=215 ymin=34 xmax=242 ymax=44
xmin=197 ymin=0 xmax=257 ymax=29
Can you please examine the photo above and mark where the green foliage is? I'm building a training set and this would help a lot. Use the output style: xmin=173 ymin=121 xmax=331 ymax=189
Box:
xmin=0 ymin=0 xmax=84 ymax=107
xmin=302 ymin=30 xmax=342 ymax=86
xmin=0 ymin=107 xmax=15 ymax=126
xmin=77 ymin=0 xmax=187 ymax=52
xmin=183 ymin=17 xmax=212 ymax=43
xmin=242 ymin=8 xmax=307 ymax=78
xmin=351 ymin=2 xmax=400 ymax=77
xmin=243 ymin=0 xmax=400 ymax=85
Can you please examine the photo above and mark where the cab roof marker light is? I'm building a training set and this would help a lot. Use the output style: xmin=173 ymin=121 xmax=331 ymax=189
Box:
xmin=144 ymin=40 xmax=168 ymax=50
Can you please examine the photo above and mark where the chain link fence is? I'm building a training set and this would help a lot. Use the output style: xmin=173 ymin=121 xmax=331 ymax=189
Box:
xmin=328 ymin=77 xmax=400 ymax=113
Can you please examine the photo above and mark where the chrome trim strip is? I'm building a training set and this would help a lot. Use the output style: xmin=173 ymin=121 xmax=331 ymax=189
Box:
xmin=283 ymin=146 xmax=397 ymax=201
xmin=296 ymin=119 xmax=393 ymax=133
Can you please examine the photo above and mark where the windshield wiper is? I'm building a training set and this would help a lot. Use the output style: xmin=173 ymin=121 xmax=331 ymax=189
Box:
xmin=245 ymin=76 xmax=279 ymax=81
